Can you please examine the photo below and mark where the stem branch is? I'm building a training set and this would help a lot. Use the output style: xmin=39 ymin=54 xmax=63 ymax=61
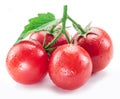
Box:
xmin=61 ymin=5 xmax=70 ymax=43
xmin=45 ymin=5 xmax=70 ymax=49
xmin=67 ymin=15 xmax=85 ymax=34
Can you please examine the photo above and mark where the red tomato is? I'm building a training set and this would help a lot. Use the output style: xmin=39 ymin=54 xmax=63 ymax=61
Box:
xmin=49 ymin=44 xmax=92 ymax=90
xmin=6 ymin=40 xmax=48 ymax=84
xmin=29 ymin=30 xmax=69 ymax=48
xmin=73 ymin=27 xmax=113 ymax=73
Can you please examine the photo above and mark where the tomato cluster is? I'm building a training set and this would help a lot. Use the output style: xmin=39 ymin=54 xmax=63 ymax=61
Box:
xmin=6 ymin=5 xmax=113 ymax=90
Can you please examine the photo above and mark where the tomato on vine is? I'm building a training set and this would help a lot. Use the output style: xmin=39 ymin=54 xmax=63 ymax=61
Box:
xmin=6 ymin=4 xmax=113 ymax=90
xmin=69 ymin=16 xmax=113 ymax=73
xmin=6 ymin=40 xmax=49 ymax=84
xmin=48 ymin=44 xmax=92 ymax=90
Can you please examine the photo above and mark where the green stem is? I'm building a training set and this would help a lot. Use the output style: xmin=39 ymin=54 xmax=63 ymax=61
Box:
xmin=49 ymin=19 xmax=62 ymax=33
xmin=67 ymin=15 xmax=86 ymax=34
xmin=61 ymin=5 xmax=70 ymax=43
xmin=45 ymin=31 xmax=63 ymax=49
xmin=45 ymin=5 xmax=70 ymax=49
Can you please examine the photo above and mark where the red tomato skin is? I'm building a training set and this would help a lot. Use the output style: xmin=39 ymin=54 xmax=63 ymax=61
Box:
xmin=29 ymin=30 xmax=69 ymax=48
xmin=73 ymin=27 xmax=113 ymax=73
xmin=6 ymin=40 xmax=48 ymax=84
xmin=49 ymin=44 xmax=92 ymax=90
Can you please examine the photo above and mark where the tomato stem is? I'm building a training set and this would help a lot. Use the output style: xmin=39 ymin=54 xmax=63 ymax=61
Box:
xmin=61 ymin=5 xmax=70 ymax=43
xmin=45 ymin=31 xmax=63 ymax=49
xmin=67 ymin=15 xmax=86 ymax=34
xmin=45 ymin=5 xmax=70 ymax=49
xmin=49 ymin=19 xmax=62 ymax=33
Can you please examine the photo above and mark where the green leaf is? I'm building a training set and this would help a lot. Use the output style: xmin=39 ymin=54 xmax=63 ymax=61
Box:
xmin=25 ymin=13 xmax=55 ymax=32
xmin=33 ymin=19 xmax=61 ymax=32
xmin=15 ymin=12 xmax=56 ymax=44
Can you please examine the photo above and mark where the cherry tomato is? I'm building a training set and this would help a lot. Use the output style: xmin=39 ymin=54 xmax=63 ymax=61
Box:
xmin=29 ymin=30 xmax=69 ymax=48
xmin=49 ymin=44 xmax=92 ymax=90
xmin=73 ymin=27 xmax=113 ymax=73
xmin=6 ymin=40 xmax=48 ymax=84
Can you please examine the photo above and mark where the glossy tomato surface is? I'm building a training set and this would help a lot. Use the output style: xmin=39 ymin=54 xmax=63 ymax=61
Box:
xmin=6 ymin=40 xmax=48 ymax=84
xmin=49 ymin=44 xmax=92 ymax=90
xmin=73 ymin=27 xmax=113 ymax=73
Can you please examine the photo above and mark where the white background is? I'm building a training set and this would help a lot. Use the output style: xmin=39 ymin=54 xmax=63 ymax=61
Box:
xmin=0 ymin=0 xmax=120 ymax=98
